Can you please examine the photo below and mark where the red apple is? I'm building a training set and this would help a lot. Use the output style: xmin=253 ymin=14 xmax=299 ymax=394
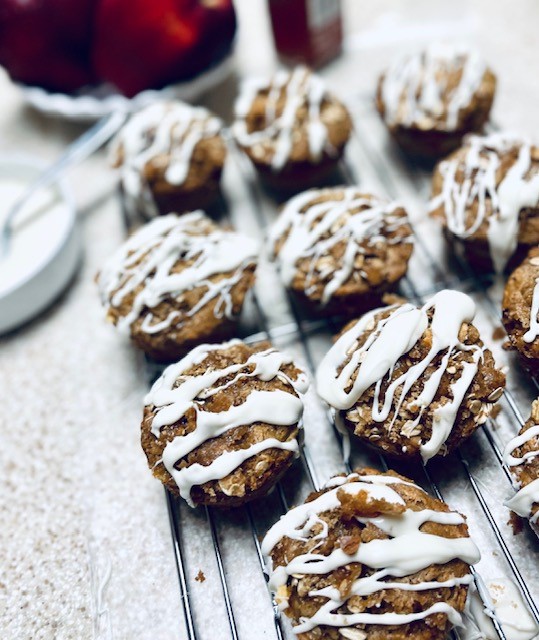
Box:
xmin=0 ymin=0 xmax=97 ymax=92
xmin=92 ymin=0 xmax=236 ymax=97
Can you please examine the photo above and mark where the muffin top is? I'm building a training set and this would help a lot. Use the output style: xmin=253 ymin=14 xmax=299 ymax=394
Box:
xmin=141 ymin=339 xmax=309 ymax=506
xmin=110 ymin=101 xmax=226 ymax=197
xmin=263 ymin=468 xmax=480 ymax=640
xmin=269 ymin=187 xmax=413 ymax=306
xmin=430 ymin=133 xmax=539 ymax=272
xmin=316 ymin=289 xmax=505 ymax=462
xmin=502 ymin=247 xmax=539 ymax=360
xmin=377 ymin=45 xmax=494 ymax=133
xmin=504 ymin=399 xmax=539 ymax=525
xmin=97 ymin=211 xmax=258 ymax=338
xmin=233 ymin=66 xmax=352 ymax=171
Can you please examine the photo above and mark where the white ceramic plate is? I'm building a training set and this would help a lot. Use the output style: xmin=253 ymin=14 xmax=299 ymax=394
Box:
xmin=20 ymin=53 xmax=234 ymax=122
xmin=0 ymin=155 xmax=81 ymax=334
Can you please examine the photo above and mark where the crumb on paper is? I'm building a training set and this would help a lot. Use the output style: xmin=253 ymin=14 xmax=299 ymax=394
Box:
xmin=492 ymin=326 xmax=506 ymax=341
xmin=195 ymin=570 xmax=206 ymax=583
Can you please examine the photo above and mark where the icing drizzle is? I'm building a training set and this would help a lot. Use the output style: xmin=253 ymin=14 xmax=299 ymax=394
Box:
xmin=524 ymin=274 xmax=539 ymax=344
xmin=316 ymin=289 xmax=486 ymax=462
xmin=380 ymin=44 xmax=488 ymax=131
xmin=112 ymin=101 xmax=223 ymax=198
xmin=430 ymin=133 xmax=539 ymax=272
xmin=269 ymin=187 xmax=413 ymax=304
xmin=145 ymin=340 xmax=309 ymax=506
xmin=503 ymin=415 xmax=539 ymax=523
xmin=233 ymin=66 xmax=336 ymax=171
xmin=97 ymin=211 xmax=258 ymax=335
xmin=262 ymin=472 xmax=479 ymax=634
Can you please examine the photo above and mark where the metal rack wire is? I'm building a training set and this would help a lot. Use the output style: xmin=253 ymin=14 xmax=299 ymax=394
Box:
xmin=121 ymin=97 xmax=539 ymax=640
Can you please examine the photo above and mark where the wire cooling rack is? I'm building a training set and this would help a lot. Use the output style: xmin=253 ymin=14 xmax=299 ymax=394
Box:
xmin=121 ymin=94 xmax=539 ymax=640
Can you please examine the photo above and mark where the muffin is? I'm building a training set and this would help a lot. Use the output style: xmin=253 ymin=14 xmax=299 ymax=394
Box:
xmin=316 ymin=289 xmax=505 ymax=462
xmin=110 ymin=101 xmax=227 ymax=217
xmin=376 ymin=45 xmax=496 ymax=158
xmin=141 ymin=339 xmax=309 ymax=507
xmin=502 ymin=247 xmax=539 ymax=371
xmin=96 ymin=211 xmax=257 ymax=362
xmin=504 ymin=399 xmax=539 ymax=525
xmin=269 ymin=187 xmax=413 ymax=316
xmin=430 ymin=133 xmax=539 ymax=273
xmin=262 ymin=468 xmax=480 ymax=640
xmin=232 ymin=66 xmax=353 ymax=191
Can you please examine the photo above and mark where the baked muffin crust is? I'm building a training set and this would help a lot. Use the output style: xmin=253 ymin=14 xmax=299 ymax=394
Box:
xmin=376 ymin=45 xmax=496 ymax=158
xmin=97 ymin=212 xmax=257 ymax=361
xmin=141 ymin=339 xmax=309 ymax=507
xmin=233 ymin=66 xmax=352 ymax=190
xmin=503 ymin=399 xmax=539 ymax=526
xmin=430 ymin=133 xmax=539 ymax=272
xmin=263 ymin=468 xmax=480 ymax=640
xmin=316 ymin=290 xmax=505 ymax=461
xmin=269 ymin=187 xmax=413 ymax=315
xmin=502 ymin=247 xmax=539 ymax=368
xmin=111 ymin=101 xmax=226 ymax=216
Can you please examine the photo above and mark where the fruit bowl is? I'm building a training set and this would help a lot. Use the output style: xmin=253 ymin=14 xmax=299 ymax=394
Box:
xmin=19 ymin=52 xmax=234 ymax=122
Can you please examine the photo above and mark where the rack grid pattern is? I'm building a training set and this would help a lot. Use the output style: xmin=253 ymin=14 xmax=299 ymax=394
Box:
xmin=122 ymin=95 xmax=539 ymax=640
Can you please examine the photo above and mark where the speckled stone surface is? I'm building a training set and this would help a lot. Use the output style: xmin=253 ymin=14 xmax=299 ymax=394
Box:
xmin=2 ymin=2 xmax=539 ymax=639
xmin=0 ymin=93 xmax=184 ymax=638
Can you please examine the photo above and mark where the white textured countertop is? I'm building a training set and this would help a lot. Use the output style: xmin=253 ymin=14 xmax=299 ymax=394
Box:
xmin=2 ymin=2 xmax=539 ymax=639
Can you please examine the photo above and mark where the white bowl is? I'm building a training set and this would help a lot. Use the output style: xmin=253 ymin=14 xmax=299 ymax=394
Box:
xmin=0 ymin=155 xmax=81 ymax=334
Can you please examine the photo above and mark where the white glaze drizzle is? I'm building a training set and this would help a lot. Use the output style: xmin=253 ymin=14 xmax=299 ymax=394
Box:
xmin=505 ymin=479 xmax=539 ymax=524
xmin=233 ymin=66 xmax=334 ymax=171
xmin=430 ymin=133 xmax=539 ymax=272
xmin=381 ymin=44 xmax=487 ymax=130
xmin=97 ymin=212 xmax=258 ymax=335
xmin=111 ymin=101 xmax=223 ymax=198
xmin=316 ymin=289 xmax=485 ymax=462
xmin=145 ymin=339 xmax=309 ymax=506
xmin=269 ymin=187 xmax=412 ymax=304
xmin=503 ymin=420 xmax=539 ymax=523
xmin=504 ymin=425 xmax=539 ymax=467
xmin=524 ymin=276 xmax=539 ymax=343
xmin=323 ymin=472 xmax=422 ymax=491
xmin=262 ymin=473 xmax=479 ymax=634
